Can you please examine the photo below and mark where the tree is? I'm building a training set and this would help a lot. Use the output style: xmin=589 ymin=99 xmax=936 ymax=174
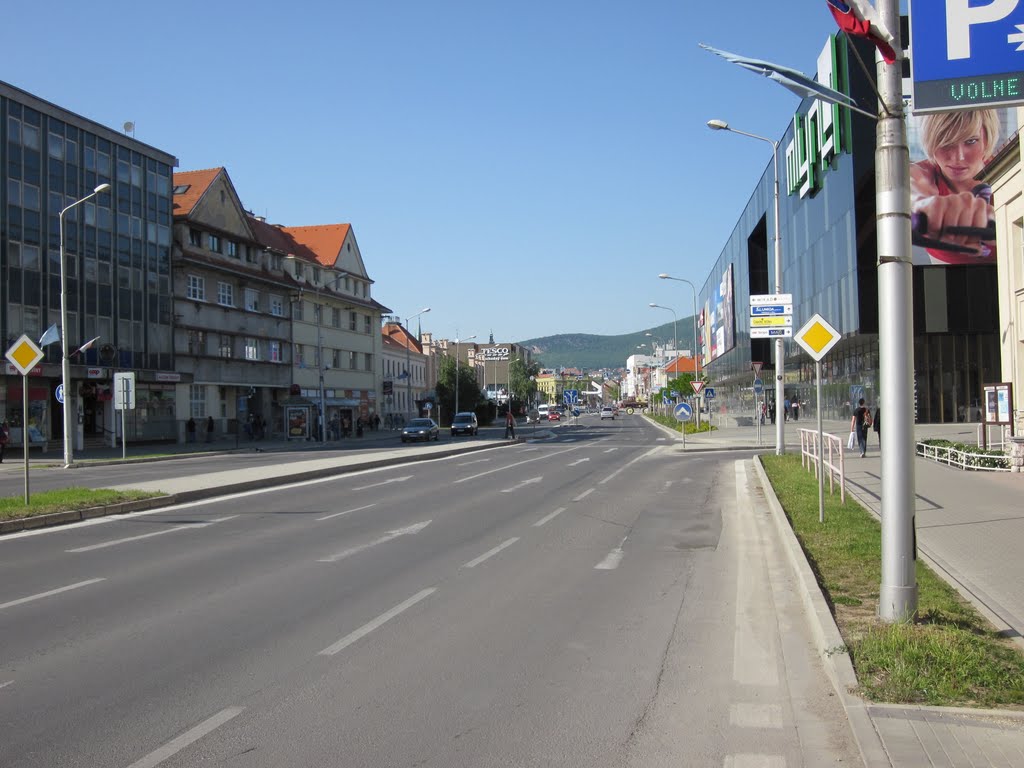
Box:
xmin=435 ymin=355 xmax=482 ymax=425
xmin=665 ymin=373 xmax=696 ymax=399
xmin=508 ymin=357 xmax=540 ymax=412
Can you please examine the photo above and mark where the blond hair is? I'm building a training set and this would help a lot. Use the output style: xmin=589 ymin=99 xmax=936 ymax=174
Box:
xmin=920 ymin=109 xmax=1000 ymax=160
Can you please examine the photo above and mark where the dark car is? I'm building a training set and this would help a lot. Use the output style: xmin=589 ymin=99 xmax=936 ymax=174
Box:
xmin=451 ymin=412 xmax=479 ymax=436
xmin=401 ymin=418 xmax=439 ymax=443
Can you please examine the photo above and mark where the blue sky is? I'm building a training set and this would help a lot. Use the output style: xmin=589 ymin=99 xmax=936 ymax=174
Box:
xmin=5 ymin=1 xmax=863 ymax=342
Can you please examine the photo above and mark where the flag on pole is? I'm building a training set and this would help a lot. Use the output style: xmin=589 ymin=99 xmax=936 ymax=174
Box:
xmin=699 ymin=44 xmax=855 ymax=106
xmin=38 ymin=323 xmax=61 ymax=347
xmin=73 ymin=336 xmax=101 ymax=356
xmin=826 ymin=0 xmax=897 ymax=64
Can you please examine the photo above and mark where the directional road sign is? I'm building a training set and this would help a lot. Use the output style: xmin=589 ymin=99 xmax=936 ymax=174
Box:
xmin=673 ymin=402 xmax=693 ymax=422
xmin=750 ymin=293 xmax=793 ymax=305
xmin=751 ymin=316 xmax=794 ymax=327
xmin=5 ymin=334 xmax=44 ymax=376
xmin=563 ymin=389 xmax=579 ymax=405
xmin=910 ymin=0 xmax=1024 ymax=113
xmin=750 ymin=327 xmax=793 ymax=338
xmin=704 ymin=387 xmax=716 ymax=401
xmin=751 ymin=304 xmax=794 ymax=316
xmin=794 ymin=313 xmax=841 ymax=362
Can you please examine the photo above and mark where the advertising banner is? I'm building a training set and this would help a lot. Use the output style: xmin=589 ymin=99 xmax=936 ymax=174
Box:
xmin=705 ymin=264 xmax=735 ymax=365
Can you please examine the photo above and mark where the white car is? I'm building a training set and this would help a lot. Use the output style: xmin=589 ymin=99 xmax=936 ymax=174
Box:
xmin=600 ymin=406 xmax=615 ymax=420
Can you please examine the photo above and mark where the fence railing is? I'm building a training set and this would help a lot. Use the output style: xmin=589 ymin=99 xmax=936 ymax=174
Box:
xmin=916 ymin=442 xmax=1011 ymax=471
xmin=798 ymin=429 xmax=846 ymax=503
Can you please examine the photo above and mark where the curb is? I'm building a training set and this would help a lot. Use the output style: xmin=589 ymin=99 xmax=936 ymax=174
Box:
xmin=751 ymin=456 xmax=891 ymax=768
xmin=0 ymin=440 xmax=511 ymax=535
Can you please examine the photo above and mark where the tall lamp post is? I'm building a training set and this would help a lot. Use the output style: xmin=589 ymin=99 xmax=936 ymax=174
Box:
xmin=60 ymin=182 xmax=111 ymax=468
xmin=404 ymin=307 xmax=431 ymax=420
xmin=657 ymin=274 xmax=701 ymax=376
xmin=453 ymin=334 xmax=477 ymax=418
xmin=648 ymin=303 xmax=677 ymax=363
xmin=706 ymin=118 xmax=785 ymax=455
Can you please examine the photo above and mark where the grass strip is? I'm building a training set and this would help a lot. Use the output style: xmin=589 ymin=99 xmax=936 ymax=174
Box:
xmin=761 ymin=453 xmax=1024 ymax=708
xmin=0 ymin=488 xmax=163 ymax=521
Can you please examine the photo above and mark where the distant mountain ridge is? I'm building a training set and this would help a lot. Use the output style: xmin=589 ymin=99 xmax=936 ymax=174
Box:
xmin=518 ymin=318 xmax=696 ymax=371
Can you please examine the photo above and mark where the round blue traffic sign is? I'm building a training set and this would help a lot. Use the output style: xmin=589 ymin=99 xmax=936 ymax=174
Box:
xmin=55 ymin=383 xmax=65 ymax=404
xmin=673 ymin=402 xmax=693 ymax=422
xmin=753 ymin=378 xmax=764 ymax=395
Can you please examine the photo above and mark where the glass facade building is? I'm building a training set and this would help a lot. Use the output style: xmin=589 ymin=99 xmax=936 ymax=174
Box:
xmin=1 ymin=81 xmax=178 ymax=444
xmin=692 ymin=36 xmax=1001 ymax=424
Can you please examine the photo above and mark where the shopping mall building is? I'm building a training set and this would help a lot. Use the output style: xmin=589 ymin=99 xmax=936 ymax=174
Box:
xmin=694 ymin=32 xmax=1007 ymax=424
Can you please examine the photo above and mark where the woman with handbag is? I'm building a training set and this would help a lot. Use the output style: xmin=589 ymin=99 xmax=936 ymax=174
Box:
xmin=850 ymin=398 xmax=872 ymax=458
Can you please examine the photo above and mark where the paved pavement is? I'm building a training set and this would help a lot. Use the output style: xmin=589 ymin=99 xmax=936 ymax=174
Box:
xmin=4 ymin=413 xmax=1024 ymax=766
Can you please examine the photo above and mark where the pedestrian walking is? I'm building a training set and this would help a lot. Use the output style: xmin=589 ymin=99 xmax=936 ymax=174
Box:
xmin=504 ymin=410 xmax=516 ymax=440
xmin=373 ymin=414 xmax=381 ymax=431
xmin=850 ymin=398 xmax=872 ymax=457
xmin=187 ymin=417 xmax=196 ymax=443
xmin=206 ymin=415 xmax=215 ymax=443
xmin=0 ymin=420 xmax=9 ymax=463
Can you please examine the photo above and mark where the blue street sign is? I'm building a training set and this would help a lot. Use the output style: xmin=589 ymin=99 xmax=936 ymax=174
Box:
xmin=750 ymin=304 xmax=791 ymax=316
xmin=55 ymin=383 xmax=65 ymax=404
xmin=910 ymin=1 xmax=1024 ymax=112
xmin=670 ymin=390 xmax=678 ymax=398
xmin=673 ymin=402 xmax=693 ymax=422
xmin=563 ymin=389 xmax=579 ymax=405
xmin=753 ymin=378 xmax=764 ymax=395
xmin=704 ymin=387 xmax=716 ymax=400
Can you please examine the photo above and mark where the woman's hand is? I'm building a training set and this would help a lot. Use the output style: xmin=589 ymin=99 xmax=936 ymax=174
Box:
xmin=913 ymin=192 xmax=993 ymax=251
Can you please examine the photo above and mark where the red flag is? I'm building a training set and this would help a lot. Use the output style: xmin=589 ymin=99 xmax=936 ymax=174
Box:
xmin=827 ymin=0 xmax=897 ymax=64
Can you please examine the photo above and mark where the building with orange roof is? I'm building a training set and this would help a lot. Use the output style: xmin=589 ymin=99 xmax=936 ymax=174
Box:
xmin=381 ymin=321 xmax=429 ymax=423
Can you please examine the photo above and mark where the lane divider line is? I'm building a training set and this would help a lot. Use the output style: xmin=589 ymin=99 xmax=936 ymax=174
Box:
xmin=317 ymin=503 xmax=376 ymax=522
xmin=572 ymin=488 xmax=595 ymax=502
xmin=125 ymin=705 xmax=244 ymax=768
xmin=462 ymin=538 xmax=519 ymax=569
xmin=0 ymin=578 xmax=106 ymax=612
xmin=533 ymin=507 xmax=566 ymax=527
xmin=454 ymin=446 xmax=580 ymax=484
xmin=598 ymin=447 xmax=660 ymax=485
xmin=66 ymin=516 xmax=239 ymax=553
xmin=318 ymin=588 xmax=436 ymax=656
xmin=595 ymin=536 xmax=628 ymax=570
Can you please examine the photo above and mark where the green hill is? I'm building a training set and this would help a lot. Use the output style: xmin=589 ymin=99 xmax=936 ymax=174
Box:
xmin=518 ymin=318 xmax=696 ymax=370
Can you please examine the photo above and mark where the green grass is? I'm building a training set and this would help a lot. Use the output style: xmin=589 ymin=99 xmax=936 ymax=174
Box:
xmin=0 ymin=488 xmax=163 ymax=521
xmin=761 ymin=453 xmax=1024 ymax=708
xmin=645 ymin=413 xmax=715 ymax=434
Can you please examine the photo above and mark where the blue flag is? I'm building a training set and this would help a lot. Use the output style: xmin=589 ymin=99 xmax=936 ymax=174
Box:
xmin=39 ymin=323 xmax=60 ymax=347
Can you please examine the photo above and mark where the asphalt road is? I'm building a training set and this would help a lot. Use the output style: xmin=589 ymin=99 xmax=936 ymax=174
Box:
xmin=0 ymin=415 xmax=859 ymax=767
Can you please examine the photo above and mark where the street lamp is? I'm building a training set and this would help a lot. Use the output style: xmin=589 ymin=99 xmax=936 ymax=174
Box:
xmin=706 ymin=117 xmax=785 ymax=455
xmin=60 ymin=182 xmax=111 ymax=468
xmin=404 ymin=307 xmax=430 ymax=420
xmin=648 ymin=303 xmax=677 ymax=363
xmin=453 ymin=333 xmax=477 ymax=418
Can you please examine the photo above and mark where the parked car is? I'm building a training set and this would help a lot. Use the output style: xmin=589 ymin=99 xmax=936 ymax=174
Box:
xmin=401 ymin=418 xmax=439 ymax=443
xmin=600 ymin=406 xmax=615 ymax=420
xmin=451 ymin=411 xmax=479 ymax=436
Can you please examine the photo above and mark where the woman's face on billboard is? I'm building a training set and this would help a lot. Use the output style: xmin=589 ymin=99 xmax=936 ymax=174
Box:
xmin=933 ymin=133 xmax=988 ymax=186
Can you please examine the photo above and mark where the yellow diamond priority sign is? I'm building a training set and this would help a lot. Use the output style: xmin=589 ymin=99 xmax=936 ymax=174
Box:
xmin=794 ymin=314 xmax=841 ymax=362
xmin=5 ymin=334 xmax=44 ymax=375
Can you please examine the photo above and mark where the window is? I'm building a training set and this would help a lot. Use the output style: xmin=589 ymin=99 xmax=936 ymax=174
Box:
xmin=244 ymin=337 xmax=259 ymax=361
xmin=173 ymin=184 xmax=191 ymax=195
xmin=187 ymin=274 xmax=205 ymax=301
xmin=332 ymin=349 xmax=342 ymax=369
xmin=244 ymin=288 xmax=259 ymax=312
xmin=217 ymin=282 xmax=234 ymax=307
xmin=365 ymin=352 xmax=373 ymax=371
xmin=348 ymin=350 xmax=357 ymax=369
xmin=269 ymin=295 xmax=284 ymax=317
xmin=332 ymin=307 xmax=341 ymax=328
xmin=292 ymin=299 xmax=304 ymax=322
xmin=271 ymin=253 xmax=283 ymax=270
xmin=313 ymin=267 xmax=321 ymax=284
xmin=190 ymin=384 xmax=207 ymax=418
xmin=208 ymin=234 xmax=221 ymax=253
xmin=219 ymin=335 xmax=233 ymax=358
xmin=295 ymin=344 xmax=304 ymax=366
xmin=187 ymin=330 xmax=206 ymax=355
xmin=245 ymin=246 xmax=258 ymax=264
xmin=364 ymin=315 xmax=372 ymax=334
xmin=349 ymin=311 xmax=358 ymax=331
xmin=268 ymin=340 xmax=282 ymax=362
xmin=226 ymin=240 xmax=238 ymax=258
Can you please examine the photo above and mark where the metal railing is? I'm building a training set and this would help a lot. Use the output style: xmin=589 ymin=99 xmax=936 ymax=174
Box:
xmin=798 ymin=429 xmax=846 ymax=503
xmin=916 ymin=442 xmax=1011 ymax=471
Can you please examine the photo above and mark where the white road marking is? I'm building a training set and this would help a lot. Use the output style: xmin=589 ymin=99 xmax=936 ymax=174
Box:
xmin=463 ymin=537 xmax=519 ymax=568
xmin=351 ymin=475 xmax=412 ymax=491
xmin=572 ymin=488 xmax=595 ymax=502
xmin=455 ymin=446 xmax=580 ymax=484
xmin=533 ymin=507 xmax=566 ymax=527
xmin=664 ymin=480 xmax=675 ymax=489
xmin=316 ymin=503 xmax=376 ymax=522
xmin=603 ymin=448 xmax=618 ymax=453
xmin=66 ymin=516 xmax=238 ymax=553
xmin=456 ymin=458 xmax=491 ymax=466
xmin=501 ymin=477 xmax=542 ymax=493
xmin=723 ymin=755 xmax=786 ymax=768
xmin=598 ymin=447 xmax=660 ymax=485
xmin=656 ymin=437 xmax=667 ymax=441
xmin=0 ymin=680 xmax=14 ymax=690
xmin=729 ymin=703 xmax=783 ymax=729
xmin=518 ymin=448 xmax=540 ymax=453
xmin=319 ymin=588 xmax=436 ymax=656
xmin=125 ymin=706 xmax=244 ymax=768
xmin=318 ymin=520 xmax=431 ymax=563
xmin=595 ymin=536 xmax=628 ymax=570
xmin=0 ymin=578 xmax=106 ymax=612
xmin=567 ymin=457 xmax=590 ymax=467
